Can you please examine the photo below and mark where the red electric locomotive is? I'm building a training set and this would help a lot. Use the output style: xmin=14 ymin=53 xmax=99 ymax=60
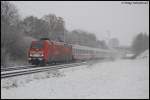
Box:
xmin=28 ymin=39 xmax=72 ymax=65
xmin=28 ymin=38 xmax=117 ymax=65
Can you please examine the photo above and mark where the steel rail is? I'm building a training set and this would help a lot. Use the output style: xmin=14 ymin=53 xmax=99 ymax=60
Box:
xmin=1 ymin=62 xmax=82 ymax=72
xmin=1 ymin=62 xmax=87 ymax=79
xmin=1 ymin=65 xmax=35 ymax=72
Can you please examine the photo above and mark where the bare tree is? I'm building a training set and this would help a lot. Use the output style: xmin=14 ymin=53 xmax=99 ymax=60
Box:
xmin=42 ymin=14 xmax=65 ymax=41
xmin=22 ymin=16 xmax=50 ymax=39
xmin=1 ymin=1 xmax=29 ymax=66
xmin=132 ymin=32 xmax=149 ymax=56
xmin=108 ymin=38 xmax=119 ymax=48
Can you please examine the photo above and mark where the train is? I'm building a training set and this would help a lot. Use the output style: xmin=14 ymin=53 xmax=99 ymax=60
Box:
xmin=28 ymin=38 xmax=117 ymax=65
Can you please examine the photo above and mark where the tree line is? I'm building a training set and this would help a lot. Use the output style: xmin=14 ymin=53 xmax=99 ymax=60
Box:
xmin=1 ymin=1 xmax=149 ymax=66
xmin=132 ymin=32 xmax=149 ymax=57
xmin=1 ymin=1 xmax=108 ymax=66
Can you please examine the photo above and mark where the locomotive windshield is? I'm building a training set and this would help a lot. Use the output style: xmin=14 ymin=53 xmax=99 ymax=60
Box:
xmin=31 ymin=41 xmax=44 ymax=48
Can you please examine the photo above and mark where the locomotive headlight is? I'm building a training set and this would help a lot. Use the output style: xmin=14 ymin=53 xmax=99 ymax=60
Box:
xmin=39 ymin=51 xmax=44 ymax=56
xmin=30 ymin=53 xmax=33 ymax=56
xmin=28 ymin=58 xmax=31 ymax=60
xmin=41 ymin=53 xmax=44 ymax=56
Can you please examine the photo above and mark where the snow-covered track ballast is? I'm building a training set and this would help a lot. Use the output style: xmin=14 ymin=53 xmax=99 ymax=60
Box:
xmin=1 ymin=62 xmax=87 ymax=79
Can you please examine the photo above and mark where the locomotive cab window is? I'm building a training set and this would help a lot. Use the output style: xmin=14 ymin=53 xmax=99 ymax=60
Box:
xmin=31 ymin=41 xmax=44 ymax=48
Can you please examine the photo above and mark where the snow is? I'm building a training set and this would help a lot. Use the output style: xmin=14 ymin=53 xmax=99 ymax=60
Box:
xmin=136 ymin=49 xmax=149 ymax=59
xmin=1 ymin=58 xmax=149 ymax=99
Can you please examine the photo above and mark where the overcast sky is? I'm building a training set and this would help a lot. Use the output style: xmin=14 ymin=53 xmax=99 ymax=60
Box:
xmin=10 ymin=1 xmax=149 ymax=46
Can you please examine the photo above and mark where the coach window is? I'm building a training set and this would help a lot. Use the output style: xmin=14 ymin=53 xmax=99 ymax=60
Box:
xmin=77 ymin=49 xmax=79 ymax=54
xmin=73 ymin=49 xmax=75 ymax=54
xmin=75 ymin=49 xmax=76 ymax=54
xmin=76 ymin=49 xmax=77 ymax=54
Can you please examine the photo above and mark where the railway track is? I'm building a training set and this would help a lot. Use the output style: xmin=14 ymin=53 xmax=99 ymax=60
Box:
xmin=1 ymin=65 xmax=35 ymax=72
xmin=1 ymin=63 xmax=64 ymax=72
xmin=1 ymin=61 xmax=88 ymax=79
xmin=1 ymin=59 xmax=109 ymax=79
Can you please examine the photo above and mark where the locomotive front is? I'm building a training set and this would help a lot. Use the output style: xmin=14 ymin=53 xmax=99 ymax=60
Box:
xmin=28 ymin=41 xmax=46 ymax=65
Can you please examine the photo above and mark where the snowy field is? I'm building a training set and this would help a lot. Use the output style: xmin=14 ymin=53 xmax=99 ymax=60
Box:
xmin=1 ymin=56 xmax=149 ymax=99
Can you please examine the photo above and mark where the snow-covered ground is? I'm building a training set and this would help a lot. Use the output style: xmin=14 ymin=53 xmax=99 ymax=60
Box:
xmin=1 ymin=56 xmax=149 ymax=99
xmin=137 ymin=49 xmax=149 ymax=59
